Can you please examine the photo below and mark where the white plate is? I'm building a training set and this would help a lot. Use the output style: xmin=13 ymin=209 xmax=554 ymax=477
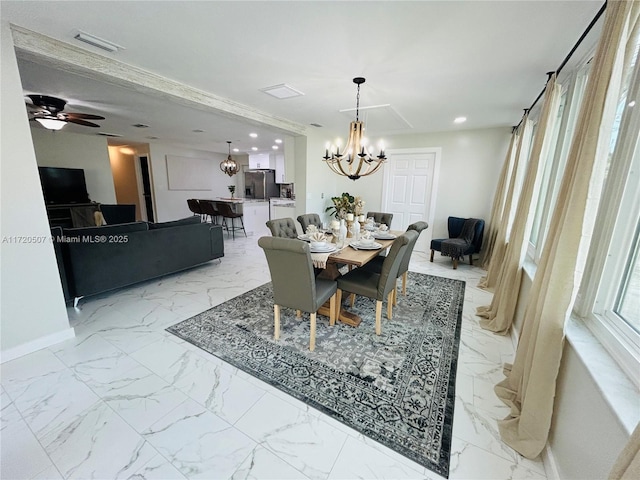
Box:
xmin=310 ymin=244 xmax=337 ymax=253
xmin=297 ymin=234 xmax=311 ymax=241
xmin=350 ymin=241 xmax=383 ymax=250
xmin=373 ymin=232 xmax=396 ymax=240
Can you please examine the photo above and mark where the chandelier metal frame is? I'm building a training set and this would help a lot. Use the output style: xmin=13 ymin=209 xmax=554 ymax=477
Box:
xmin=323 ymin=77 xmax=387 ymax=180
xmin=220 ymin=140 xmax=239 ymax=177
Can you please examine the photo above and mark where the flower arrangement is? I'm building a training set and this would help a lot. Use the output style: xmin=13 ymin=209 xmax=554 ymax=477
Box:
xmin=325 ymin=192 xmax=365 ymax=220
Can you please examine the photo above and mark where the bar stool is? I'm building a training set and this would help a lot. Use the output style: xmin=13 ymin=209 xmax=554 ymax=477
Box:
xmin=199 ymin=200 xmax=220 ymax=225
xmin=216 ymin=202 xmax=246 ymax=239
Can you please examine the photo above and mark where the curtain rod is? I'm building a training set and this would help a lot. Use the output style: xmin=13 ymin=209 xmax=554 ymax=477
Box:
xmin=515 ymin=1 xmax=607 ymax=130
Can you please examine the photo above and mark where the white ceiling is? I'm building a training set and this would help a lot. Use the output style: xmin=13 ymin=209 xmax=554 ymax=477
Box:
xmin=2 ymin=0 xmax=604 ymax=154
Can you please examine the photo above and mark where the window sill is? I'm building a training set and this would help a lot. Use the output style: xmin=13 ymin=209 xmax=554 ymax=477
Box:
xmin=521 ymin=257 xmax=638 ymax=435
xmin=565 ymin=316 xmax=640 ymax=435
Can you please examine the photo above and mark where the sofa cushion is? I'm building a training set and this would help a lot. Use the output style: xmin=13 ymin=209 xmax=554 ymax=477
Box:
xmin=63 ymin=221 xmax=149 ymax=237
xmin=147 ymin=216 xmax=201 ymax=229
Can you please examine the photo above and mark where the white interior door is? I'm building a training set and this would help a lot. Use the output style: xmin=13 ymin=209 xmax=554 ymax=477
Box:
xmin=382 ymin=148 xmax=440 ymax=252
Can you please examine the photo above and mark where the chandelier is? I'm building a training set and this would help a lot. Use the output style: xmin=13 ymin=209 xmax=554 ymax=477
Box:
xmin=323 ymin=77 xmax=387 ymax=180
xmin=220 ymin=141 xmax=239 ymax=176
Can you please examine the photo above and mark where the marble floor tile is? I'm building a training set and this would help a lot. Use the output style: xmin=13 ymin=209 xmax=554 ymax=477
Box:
xmin=143 ymin=399 xmax=258 ymax=479
xmin=0 ymin=235 xmax=545 ymax=480
xmin=40 ymin=401 xmax=158 ymax=479
xmin=234 ymin=393 xmax=349 ymax=480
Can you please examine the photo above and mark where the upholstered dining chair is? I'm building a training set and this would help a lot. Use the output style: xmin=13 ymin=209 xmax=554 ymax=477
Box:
xmin=297 ymin=213 xmax=323 ymax=233
xmin=336 ymin=232 xmax=413 ymax=336
xmin=216 ymin=201 xmax=246 ymax=239
xmin=266 ymin=217 xmax=298 ymax=239
xmin=361 ymin=224 xmax=425 ymax=304
xmin=198 ymin=199 xmax=220 ymax=225
xmin=367 ymin=211 xmax=393 ymax=228
xmin=258 ymin=236 xmax=337 ymax=351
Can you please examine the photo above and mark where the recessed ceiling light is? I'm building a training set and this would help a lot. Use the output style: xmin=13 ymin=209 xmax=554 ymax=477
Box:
xmin=274 ymin=139 xmax=283 ymax=144
xmin=192 ymin=129 xmax=204 ymax=133
xmin=260 ymin=84 xmax=305 ymax=99
xmin=454 ymin=117 xmax=467 ymax=124
xmin=249 ymin=133 xmax=258 ymax=138
xmin=251 ymin=147 xmax=258 ymax=151
xmin=310 ymin=123 xmax=323 ymax=128
xmin=233 ymin=148 xmax=239 ymax=152
xmin=145 ymin=136 xmax=159 ymax=140
xmin=97 ymin=132 xmax=122 ymax=137
xmin=272 ymin=145 xmax=279 ymax=150
xmin=629 ymin=100 xmax=636 ymax=107
xmin=133 ymin=123 xmax=149 ymax=128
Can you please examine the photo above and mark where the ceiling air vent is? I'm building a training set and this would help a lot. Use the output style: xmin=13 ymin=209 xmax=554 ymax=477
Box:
xmin=96 ymin=132 xmax=122 ymax=137
xmin=260 ymin=84 xmax=304 ymax=99
xmin=310 ymin=123 xmax=323 ymax=128
xmin=74 ymin=31 xmax=124 ymax=53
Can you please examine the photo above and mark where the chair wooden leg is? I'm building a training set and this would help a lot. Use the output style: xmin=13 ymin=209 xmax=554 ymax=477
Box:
xmin=402 ymin=272 xmax=408 ymax=296
xmin=296 ymin=310 xmax=302 ymax=318
xmin=274 ymin=304 xmax=280 ymax=340
xmin=309 ymin=313 xmax=316 ymax=351
xmin=469 ymin=254 xmax=474 ymax=266
xmin=430 ymin=250 xmax=434 ymax=262
xmin=392 ymin=287 xmax=397 ymax=307
xmin=350 ymin=293 xmax=355 ymax=307
xmin=375 ymin=300 xmax=382 ymax=335
xmin=336 ymin=289 xmax=343 ymax=315
xmin=329 ymin=293 xmax=336 ymax=326
xmin=453 ymin=258 xmax=458 ymax=269
xmin=387 ymin=291 xmax=393 ymax=319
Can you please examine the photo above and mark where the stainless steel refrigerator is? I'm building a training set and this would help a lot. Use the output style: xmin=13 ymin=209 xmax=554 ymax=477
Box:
xmin=244 ymin=169 xmax=279 ymax=200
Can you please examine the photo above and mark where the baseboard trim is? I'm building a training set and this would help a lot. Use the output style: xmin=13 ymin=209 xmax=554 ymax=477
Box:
xmin=1 ymin=327 xmax=75 ymax=363
xmin=542 ymin=443 xmax=561 ymax=480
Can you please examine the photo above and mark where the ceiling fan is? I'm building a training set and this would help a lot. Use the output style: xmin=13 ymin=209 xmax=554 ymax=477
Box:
xmin=26 ymin=94 xmax=105 ymax=130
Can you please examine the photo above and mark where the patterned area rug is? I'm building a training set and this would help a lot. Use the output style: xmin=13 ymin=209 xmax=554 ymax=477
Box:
xmin=167 ymin=272 xmax=465 ymax=478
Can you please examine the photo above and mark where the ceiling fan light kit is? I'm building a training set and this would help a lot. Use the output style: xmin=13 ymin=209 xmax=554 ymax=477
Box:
xmin=323 ymin=77 xmax=387 ymax=180
xmin=220 ymin=141 xmax=239 ymax=177
xmin=27 ymin=94 xmax=105 ymax=130
xmin=35 ymin=118 xmax=66 ymax=130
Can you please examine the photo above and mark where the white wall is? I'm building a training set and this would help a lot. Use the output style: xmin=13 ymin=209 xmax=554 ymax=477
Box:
xmin=1 ymin=21 xmax=73 ymax=359
xmin=31 ymin=128 xmax=117 ymax=204
xmin=148 ymin=143 xmax=243 ymax=222
xmin=301 ymin=126 xmax=510 ymax=237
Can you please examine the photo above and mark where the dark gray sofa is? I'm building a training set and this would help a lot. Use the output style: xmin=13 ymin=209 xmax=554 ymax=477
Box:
xmin=52 ymin=216 xmax=224 ymax=304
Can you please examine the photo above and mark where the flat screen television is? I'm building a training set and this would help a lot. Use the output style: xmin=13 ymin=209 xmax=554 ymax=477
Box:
xmin=38 ymin=166 xmax=90 ymax=205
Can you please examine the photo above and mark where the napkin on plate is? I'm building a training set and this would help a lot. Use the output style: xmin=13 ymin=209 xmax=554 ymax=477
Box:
xmin=379 ymin=224 xmax=389 ymax=231
xmin=306 ymin=225 xmax=318 ymax=234
xmin=309 ymin=232 xmax=326 ymax=243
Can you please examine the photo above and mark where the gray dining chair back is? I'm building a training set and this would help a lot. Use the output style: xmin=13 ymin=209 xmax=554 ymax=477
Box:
xmin=367 ymin=211 xmax=393 ymax=228
xmin=297 ymin=213 xmax=322 ymax=233
xmin=266 ymin=217 xmax=298 ymax=239
xmin=258 ymin=236 xmax=337 ymax=351
xmin=336 ymin=231 xmax=413 ymax=335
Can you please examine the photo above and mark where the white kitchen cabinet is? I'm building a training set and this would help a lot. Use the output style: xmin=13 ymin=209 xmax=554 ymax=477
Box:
xmin=248 ymin=153 xmax=274 ymax=170
xmin=275 ymin=153 xmax=286 ymax=183
xmin=242 ymin=202 xmax=270 ymax=236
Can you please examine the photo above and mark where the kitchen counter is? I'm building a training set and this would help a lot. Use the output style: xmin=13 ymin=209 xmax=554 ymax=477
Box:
xmin=270 ymin=197 xmax=295 ymax=207
xmin=216 ymin=197 xmax=269 ymax=204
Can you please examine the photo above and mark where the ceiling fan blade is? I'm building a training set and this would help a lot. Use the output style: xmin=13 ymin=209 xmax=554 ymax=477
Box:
xmin=66 ymin=118 xmax=101 ymax=128
xmin=65 ymin=112 xmax=105 ymax=120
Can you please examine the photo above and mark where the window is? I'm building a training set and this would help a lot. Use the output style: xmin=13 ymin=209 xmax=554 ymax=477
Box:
xmin=527 ymin=62 xmax=592 ymax=261
xmin=579 ymin=40 xmax=640 ymax=386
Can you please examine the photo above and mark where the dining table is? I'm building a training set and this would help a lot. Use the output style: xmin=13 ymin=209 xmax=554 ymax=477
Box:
xmin=312 ymin=230 xmax=402 ymax=327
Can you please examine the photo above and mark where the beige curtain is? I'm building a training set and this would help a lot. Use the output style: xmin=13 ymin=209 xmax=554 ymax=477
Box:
xmin=479 ymin=131 xmax=518 ymax=269
xmin=609 ymin=423 xmax=640 ymax=480
xmin=478 ymin=119 xmax=532 ymax=290
xmin=477 ymin=75 xmax=562 ymax=333
xmin=495 ymin=0 xmax=640 ymax=458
